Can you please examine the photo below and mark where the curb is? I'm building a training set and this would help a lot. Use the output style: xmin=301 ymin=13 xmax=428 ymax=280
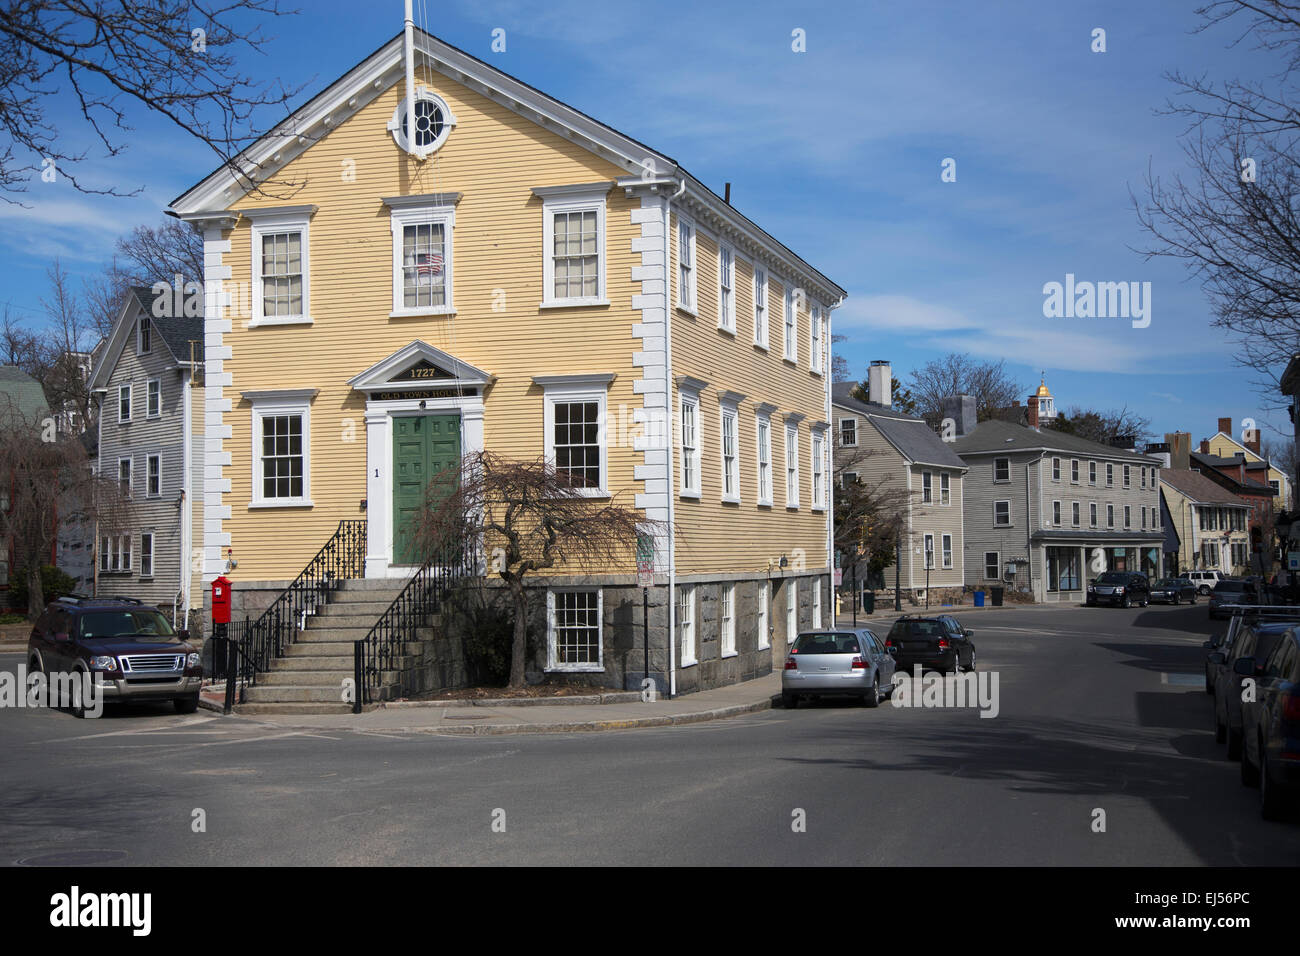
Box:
xmin=370 ymin=698 xmax=776 ymax=736
xmin=383 ymin=691 xmax=643 ymax=709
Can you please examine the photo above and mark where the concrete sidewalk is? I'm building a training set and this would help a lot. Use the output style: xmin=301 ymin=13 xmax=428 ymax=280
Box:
xmin=203 ymin=672 xmax=786 ymax=736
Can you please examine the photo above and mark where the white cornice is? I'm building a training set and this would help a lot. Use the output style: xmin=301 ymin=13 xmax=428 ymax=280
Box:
xmin=240 ymin=388 xmax=320 ymax=403
xmin=674 ymin=375 xmax=708 ymax=393
xmin=235 ymin=204 xmax=319 ymax=220
xmin=531 ymin=373 xmax=615 ymax=389
xmin=531 ymin=182 xmax=614 ymax=200
xmin=382 ymin=192 xmax=463 ymax=208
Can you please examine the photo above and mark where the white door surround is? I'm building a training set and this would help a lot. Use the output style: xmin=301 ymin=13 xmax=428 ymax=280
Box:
xmin=347 ymin=340 xmax=492 ymax=578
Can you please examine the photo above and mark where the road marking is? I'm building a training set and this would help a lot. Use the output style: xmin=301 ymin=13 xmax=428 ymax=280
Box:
xmin=1160 ymin=673 xmax=1204 ymax=687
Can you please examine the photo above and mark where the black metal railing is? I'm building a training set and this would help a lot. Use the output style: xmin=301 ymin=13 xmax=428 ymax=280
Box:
xmin=235 ymin=520 xmax=367 ymax=688
xmin=360 ymin=539 xmax=476 ymax=704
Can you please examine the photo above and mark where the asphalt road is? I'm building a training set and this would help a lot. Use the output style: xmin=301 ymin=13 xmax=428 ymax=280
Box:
xmin=2 ymin=603 xmax=1298 ymax=866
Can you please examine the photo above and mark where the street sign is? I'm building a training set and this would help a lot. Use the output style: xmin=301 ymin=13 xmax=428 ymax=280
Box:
xmin=636 ymin=534 xmax=655 ymax=587
xmin=1289 ymin=551 xmax=1300 ymax=572
xmin=833 ymin=569 xmax=843 ymax=586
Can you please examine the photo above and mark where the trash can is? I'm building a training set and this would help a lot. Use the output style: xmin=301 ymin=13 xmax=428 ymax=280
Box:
xmin=863 ymin=591 xmax=875 ymax=614
xmin=991 ymin=586 xmax=1004 ymax=607
xmin=974 ymin=590 xmax=985 ymax=608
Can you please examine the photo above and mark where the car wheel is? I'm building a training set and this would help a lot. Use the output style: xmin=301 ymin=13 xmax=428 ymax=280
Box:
xmin=1242 ymin=743 xmax=1261 ymax=787
xmin=1261 ymin=748 xmax=1287 ymax=821
xmin=1172 ymin=594 xmax=1179 ymax=605
xmin=864 ymin=676 xmax=880 ymax=708
xmin=967 ymin=648 xmax=976 ymax=672
xmin=782 ymin=692 xmax=798 ymax=710
xmin=1122 ymin=594 xmax=1131 ymax=609
xmin=1227 ymin=724 xmax=1242 ymax=761
xmin=70 ymin=668 xmax=87 ymax=719
xmin=174 ymin=695 xmax=199 ymax=715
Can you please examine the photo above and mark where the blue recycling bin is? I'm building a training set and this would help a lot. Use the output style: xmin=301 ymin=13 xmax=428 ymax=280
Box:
xmin=974 ymin=590 xmax=985 ymax=608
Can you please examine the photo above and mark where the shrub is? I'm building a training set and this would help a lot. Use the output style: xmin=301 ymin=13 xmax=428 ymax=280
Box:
xmin=9 ymin=565 xmax=79 ymax=613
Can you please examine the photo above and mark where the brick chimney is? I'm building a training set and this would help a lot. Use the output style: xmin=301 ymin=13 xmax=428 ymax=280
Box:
xmin=1200 ymin=438 xmax=1211 ymax=454
xmin=1245 ymin=428 xmax=1261 ymax=455
xmin=1027 ymin=395 xmax=1039 ymax=429
xmin=1165 ymin=432 xmax=1190 ymax=470
xmin=1218 ymin=416 xmax=1232 ymax=436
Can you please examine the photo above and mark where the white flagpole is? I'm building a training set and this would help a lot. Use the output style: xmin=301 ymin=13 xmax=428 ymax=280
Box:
xmin=404 ymin=0 xmax=417 ymax=158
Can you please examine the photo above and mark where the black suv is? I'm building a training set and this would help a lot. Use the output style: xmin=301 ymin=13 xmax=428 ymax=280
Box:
xmin=1087 ymin=571 xmax=1149 ymax=608
xmin=883 ymin=615 xmax=976 ymax=674
xmin=27 ymin=596 xmax=203 ymax=717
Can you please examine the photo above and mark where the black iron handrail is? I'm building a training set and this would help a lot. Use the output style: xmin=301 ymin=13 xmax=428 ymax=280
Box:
xmin=360 ymin=539 xmax=476 ymax=703
xmin=237 ymin=520 xmax=367 ymax=686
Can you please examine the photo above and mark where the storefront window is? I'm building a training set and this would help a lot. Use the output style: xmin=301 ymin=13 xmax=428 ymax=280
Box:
xmin=1047 ymin=547 xmax=1081 ymax=592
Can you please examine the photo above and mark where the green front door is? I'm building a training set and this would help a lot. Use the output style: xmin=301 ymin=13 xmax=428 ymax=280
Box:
xmin=392 ymin=414 xmax=460 ymax=566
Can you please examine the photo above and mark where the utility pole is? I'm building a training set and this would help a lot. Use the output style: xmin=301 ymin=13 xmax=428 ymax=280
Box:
xmin=894 ymin=528 xmax=902 ymax=612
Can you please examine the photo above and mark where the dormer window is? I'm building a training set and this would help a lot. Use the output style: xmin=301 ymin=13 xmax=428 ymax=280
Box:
xmin=137 ymin=315 xmax=151 ymax=354
xmin=388 ymin=90 xmax=456 ymax=159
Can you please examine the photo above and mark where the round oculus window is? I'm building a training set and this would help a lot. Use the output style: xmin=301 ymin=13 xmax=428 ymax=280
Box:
xmin=389 ymin=92 xmax=455 ymax=156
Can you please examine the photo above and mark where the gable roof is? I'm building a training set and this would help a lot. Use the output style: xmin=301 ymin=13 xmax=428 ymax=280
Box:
xmin=167 ymin=27 xmax=845 ymax=305
xmin=88 ymin=287 xmax=205 ymax=393
xmin=1189 ymin=451 xmax=1276 ymax=494
xmin=951 ymin=418 xmax=1158 ymax=461
xmin=1160 ymin=468 xmax=1251 ymax=506
xmin=832 ymin=382 xmax=966 ymax=469
xmin=0 ymin=365 xmax=49 ymax=424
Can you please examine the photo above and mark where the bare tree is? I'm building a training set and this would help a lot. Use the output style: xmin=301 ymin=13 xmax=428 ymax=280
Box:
xmin=833 ymin=446 xmax=915 ymax=587
xmin=831 ymin=333 xmax=850 ymax=383
xmin=0 ymin=405 xmax=126 ymax=617
xmin=110 ymin=219 xmax=207 ymax=288
xmin=0 ymin=1 xmax=302 ymax=201
xmin=904 ymin=353 xmax=1026 ymax=421
xmin=1134 ymin=0 xmax=1300 ymax=399
xmin=419 ymin=452 xmax=658 ymax=689
xmin=40 ymin=260 xmax=99 ymax=434
xmin=1050 ymin=405 xmax=1154 ymax=446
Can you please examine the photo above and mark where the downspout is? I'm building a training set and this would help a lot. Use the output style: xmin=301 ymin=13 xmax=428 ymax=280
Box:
xmin=403 ymin=0 xmax=417 ymax=158
xmin=180 ymin=366 xmax=192 ymax=627
xmin=665 ymin=178 xmax=684 ymax=698
xmin=826 ymin=296 xmax=840 ymax=625
xmin=1026 ymin=456 xmax=1035 ymax=596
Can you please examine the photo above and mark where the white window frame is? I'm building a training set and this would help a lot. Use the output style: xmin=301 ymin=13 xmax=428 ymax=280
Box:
xmin=922 ymin=471 xmax=934 ymax=504
xmin=679 ymin=388 xmax=702 ymax=499
xmin=1106 ymin=462 xmax=1114 ymax=486
xmin=542 ymin=380 xmax=610 ymax=498
xmin=546 ymin=588 xmax=604 ymax=672
xmin=1072 ymin=501 xmax=1080 ymax=527
xmin=940 ymin=472 xmax=951 ymax=506
xmin=541 ymin=189 xmax=607 ymax=309
xmin=923 ymin=533 xmax=935 ymax=569
xmin=100 ymin=535 xmax=132 ymax=573
xmin=786 ymin=579 xmax=798 ymax=642
xmin=139 ymin=532 xmax=154 ymax=579
xmin=250 ymin=211 xmax=312 ymax=327
xmin=1071 ymin=459 xmax=1080 ymax=483
xmin=783 ymin=284 xmax=797 ymax=362
xmin=678 ymin=584 xmax=697 ymax=667
xmin=720 ymin=583 xmax=737 ymax=657
xmin=994 ymin=457 xmax=1010 ymax=482
xmin=249 ymin=394 xmax=313 ymax=508
xmin=677 ymin=216 xmax=696 ymax=313
xmin=1053 ymin=500 xmax=1062 ymax=526
xmin=1124 ymin=505 xmax=1131 ymax=529
xmin=1089 ymin=461 xmax=1097 ymax=484
xmin=785 ymin=421 xmax=800 ymax=509
xmin=753 ymin=266 xmax=768 ymax=348
xmin=1090 ymin=502 xmax=1098 ymax=527
xmin=756 ymin=410 xmax=773 ymax=506
xmin=1052 ymin=457 xmax=1061 ymax=481
xmin=757 ymin=581 xmax=770 ymax=650
xmin=146 ymin=378 xmax=161 ymax=418
xmin=117 ymin=456 xmax=132 ymax=499
xmin=811 ymin=428 xmax=826 ymax=511
xmin=810 ymin=304 xmax=824 ymax=374
xmin=387 ymin=89 xmax=457 ymax=158
xmin=1107 ymin=504 xmax=1115 ymax=528
xmin=719 ymin=397 xmax=740 ymax=504
xmin=389 ymin=203 xmax=456 ymax=317
xmin=994 ymin=499 xmax=1011 ymax=526
xmin=1123 ymin=464 xmax=1131 ymax=488
xmin=146 ymin=453 xmax=162 ymax=498
xmin=118 ymin=383 xmax=132 ymax=423
xmin=840 ymin=417 xmax=857 ymax=447
xmin=717 ymin=243 xmax=736 ymax=333
xmin=942 ymin=533 xmax=953 ymax=569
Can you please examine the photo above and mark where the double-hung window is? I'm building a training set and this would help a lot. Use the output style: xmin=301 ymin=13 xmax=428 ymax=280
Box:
xmin=783 ymin=285 xmax=796 ymax=362
xmin=810 ymin=305 xmax=824 ymax=374
xmin=1090 ymin=502 xmax=1098 ymax=527
xmin=923 ymin=533 xmax=935 ymax=569
xmin=1053 ymin=500 xmax=1062 ymax=525
xmin=140 ymin=533 xmax=154 ymax=578
xmin=1052 ymin=457 xmax=1061 ymax=481
xmin=718 ymin=245 xmax=735 ymax=332
xmin=811 ymin=429 xmax=826 ymax=510
xmin=118 ymin=383 xmax=132 ymax=423
xmin=940 ymin=472 xmax=951 ymax=505
xmin=677 ymin=217 xmax=695 ymax=312
xmin=547 ymin=589 xmax=603 ymax=671
xmin=720 ymin=583 xmax=736 ymax=657
xmin=248 ymin=208 xmax=312 ymax=326
xmin=719 ymin=394 xmax=741 ymax=503
xmin=756 ymin=409 xmax=773 ymax=506
xmin=942 ymin=533 xmax=953 ymax=568
xmin=1106 ymin=463 xmax=1114 ymax=486
xmin=1123 ymin=465 xmax=1131 ymax=488
xmin=540 ymin=375 xmax=611 ymax=496
xmin=534 ymin=184 xmax=607 ymax=308
xmin=678 ymin=584 xmax=697 ymax=666
xmin=923 ymin=471 xmax=934 ymax=504
xmin=99 ymin=535 xmax=131 ymax=573
xmin=247 ymin=389 xmax=316 ymax=507
xmin=146 ymin=379 xmax=162 ymax=418
xmin=1089 ymin=461 xmax=1097 ymax=484
xmin=994 ymin=458 xmax=1010 ymax=482
xmin=137 ymin=315 xmax=151 ymax=354
xmin=1071 ymin=459 xmax=1080 ymax=483
xmin=994 ymin=500 xmax=1011 ymax=526
xmin=147 ymin=454 xmax=161 ymax=498
xmin=118 ymin=457 xmax=132 ymax=498
xmin=1107 ymin=504 xmax=1115 ymax=528
xmin=985 ymin=551 xmax=1000 ymax=579
xmin=840 ymin=418 xmax=857 ymax=447
xmin=785 ymin=420 xmax=800 ymax=509
xmin=1072 ymin=501 xmax=1080 ymax=527
xmin=388 ymin=198 xmax=457 ymax=316
xmin=679 ymin=385 xmax=702 ymax=498
xmin=1124 ymin=505 xmax=1131 ymax=529
xmin=753 ymin=267 xmax=768 ymax=348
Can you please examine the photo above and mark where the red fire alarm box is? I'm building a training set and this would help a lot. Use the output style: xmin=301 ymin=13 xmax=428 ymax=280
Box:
xmin=212 ymin=576 xmax=232 ymax=625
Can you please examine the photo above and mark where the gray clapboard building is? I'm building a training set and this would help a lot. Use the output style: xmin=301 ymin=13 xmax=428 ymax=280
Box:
xmin=948 ymin=397 xmax=1164 ymax=603
xmin=89 ymin=287 xmax=205 ymax=624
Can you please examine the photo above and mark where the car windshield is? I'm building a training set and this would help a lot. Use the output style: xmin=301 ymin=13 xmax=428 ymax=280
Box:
xmin=888 ymin=621 xmax=945 ymax=638
xmin=1153 ymin=579 xmax=1177 ymax=587
xmin=77 ymin=610 xmax=176 ymax=640
xmin=1095 ymin=573 xmax=1130 ymax=584
xmin=1213 ymin=582 xmax=1250 ymax=594
xmin=793 ymin=633 xmax=861 ymax=654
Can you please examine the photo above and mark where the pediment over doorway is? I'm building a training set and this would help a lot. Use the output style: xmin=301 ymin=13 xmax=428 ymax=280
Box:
xmin=347 ymin=340 xmax=494 ymax=394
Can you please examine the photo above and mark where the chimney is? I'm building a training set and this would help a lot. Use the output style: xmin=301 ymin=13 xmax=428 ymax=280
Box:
xmin=941 ymin=394 xmax=977 ymax=437
xmin=1146 ymin=441 xmax=1172 ymax=469
xmin=1245 ymin=428 xmax=1261 ymax=455
xmin=1200 ymin=438 xmax=1211 ymax=455
xmin=1027 ymin=395 xmax=1040 ymax=430
xmin=1166 ymin=431 xmax=1190 ymax=470
xmin=1218 ymin=416 xmax=1232 ymax=436
xmin=867 ymin=360 xmax=892 ymax=407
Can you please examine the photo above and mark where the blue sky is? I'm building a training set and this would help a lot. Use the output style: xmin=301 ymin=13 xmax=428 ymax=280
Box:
xmin=1 ymin=0 xmax=1288 ymax=448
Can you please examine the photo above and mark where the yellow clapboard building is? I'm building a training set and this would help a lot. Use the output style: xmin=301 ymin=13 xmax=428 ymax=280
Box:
xmin=169 ymin=28 xmax=843 ymax=696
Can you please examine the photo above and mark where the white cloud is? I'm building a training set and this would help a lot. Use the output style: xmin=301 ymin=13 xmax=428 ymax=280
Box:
xmin=835 ymin=294 xmax=978 ymax=333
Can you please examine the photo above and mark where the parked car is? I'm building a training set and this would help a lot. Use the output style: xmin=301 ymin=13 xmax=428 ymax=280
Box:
xmin=1238 ymin=628 xmax=1300 ymax=819
xmin=783 ymin=629 xmax=896 ymax=708
xmin=1148 ymin=577 xmax=1198 ymax=605
xmin=1213 ymin=621 xmax=1298 ymax=759
xmin=1188 ymin=570 xmax=1224 ymax=595
xmin=27 ymin=596 xmax=203 ymax=717
xmin=1086 ymin=571 xmax=1150 ymax=608
xmin=1209 ymin=579 xmax=1260 ymax=620
xmin=882 ymin=615 xmax=975 ymax=675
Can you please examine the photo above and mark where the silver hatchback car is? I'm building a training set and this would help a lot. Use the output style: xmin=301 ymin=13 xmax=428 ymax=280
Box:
xmin=782 ymin=629 xmax=896 ymax=708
